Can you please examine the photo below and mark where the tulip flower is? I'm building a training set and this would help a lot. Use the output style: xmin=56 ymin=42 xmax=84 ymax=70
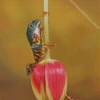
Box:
xmin=31 ymin=59 xmax=67 ymax=100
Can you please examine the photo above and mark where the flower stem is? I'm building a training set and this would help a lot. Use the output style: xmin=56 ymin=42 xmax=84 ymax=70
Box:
xmin=44 ymin=0 xmax=50 ymax=59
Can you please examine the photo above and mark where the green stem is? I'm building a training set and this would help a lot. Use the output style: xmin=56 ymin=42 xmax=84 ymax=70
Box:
xmin=44 ymin=0 xmax=50 ymax=59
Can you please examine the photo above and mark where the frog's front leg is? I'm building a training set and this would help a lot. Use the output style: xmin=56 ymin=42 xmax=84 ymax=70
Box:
xmin=31 ymin=42 xmax=56 ymax=50
xmin=31 ymin=45 xmax=43 ymax=49
xmin=43 ymin=41 xmax=56 ymax=51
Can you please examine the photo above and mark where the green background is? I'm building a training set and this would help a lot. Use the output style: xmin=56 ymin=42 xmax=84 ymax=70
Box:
xmin=0 ymin=0 xmax=100 ymax=100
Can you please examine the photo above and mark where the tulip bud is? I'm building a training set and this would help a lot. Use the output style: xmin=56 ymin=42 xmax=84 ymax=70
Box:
xmin=31 ymin=59 xmax=67 ymax=100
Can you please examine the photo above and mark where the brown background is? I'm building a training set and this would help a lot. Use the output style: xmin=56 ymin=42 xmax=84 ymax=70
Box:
xmin=0 ymin=0 xmax=100 ymax=100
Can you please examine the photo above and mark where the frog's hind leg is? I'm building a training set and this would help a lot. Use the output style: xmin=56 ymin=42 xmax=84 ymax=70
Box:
xmin=26 ymin=63 xmax=36 ymax=75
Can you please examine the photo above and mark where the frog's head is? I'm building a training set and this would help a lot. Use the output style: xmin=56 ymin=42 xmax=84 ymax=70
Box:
xmin=27 ymin=19 xmax=41 ymax=46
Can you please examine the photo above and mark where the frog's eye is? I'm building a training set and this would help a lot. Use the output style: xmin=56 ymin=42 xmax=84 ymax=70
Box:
xmin=29 ymin=24 xmax=34 ymax=29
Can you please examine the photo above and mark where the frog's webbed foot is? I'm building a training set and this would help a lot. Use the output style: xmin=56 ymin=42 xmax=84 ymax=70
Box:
xmin=43 ymin=41 xmax=56 ymax=51
xmin=65 ymin=94 xmax=74 ymax=100
xmin=26 ymin=63 xmax=36 ymax=75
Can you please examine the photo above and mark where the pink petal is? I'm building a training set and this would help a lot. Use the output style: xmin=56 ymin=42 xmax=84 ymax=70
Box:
xmin=45 ymin=61 xmax=67 ymax=100
xmin=31 ymin=64 xmax=46 ymax=100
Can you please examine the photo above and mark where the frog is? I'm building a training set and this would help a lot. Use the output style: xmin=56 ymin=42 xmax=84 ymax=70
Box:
xmin=26 ymin=19 xmax=55 ymax=75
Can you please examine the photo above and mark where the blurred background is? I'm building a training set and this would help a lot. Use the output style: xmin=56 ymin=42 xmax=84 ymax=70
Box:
xmin=0 ymin=0 xmax=100 ymax=100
